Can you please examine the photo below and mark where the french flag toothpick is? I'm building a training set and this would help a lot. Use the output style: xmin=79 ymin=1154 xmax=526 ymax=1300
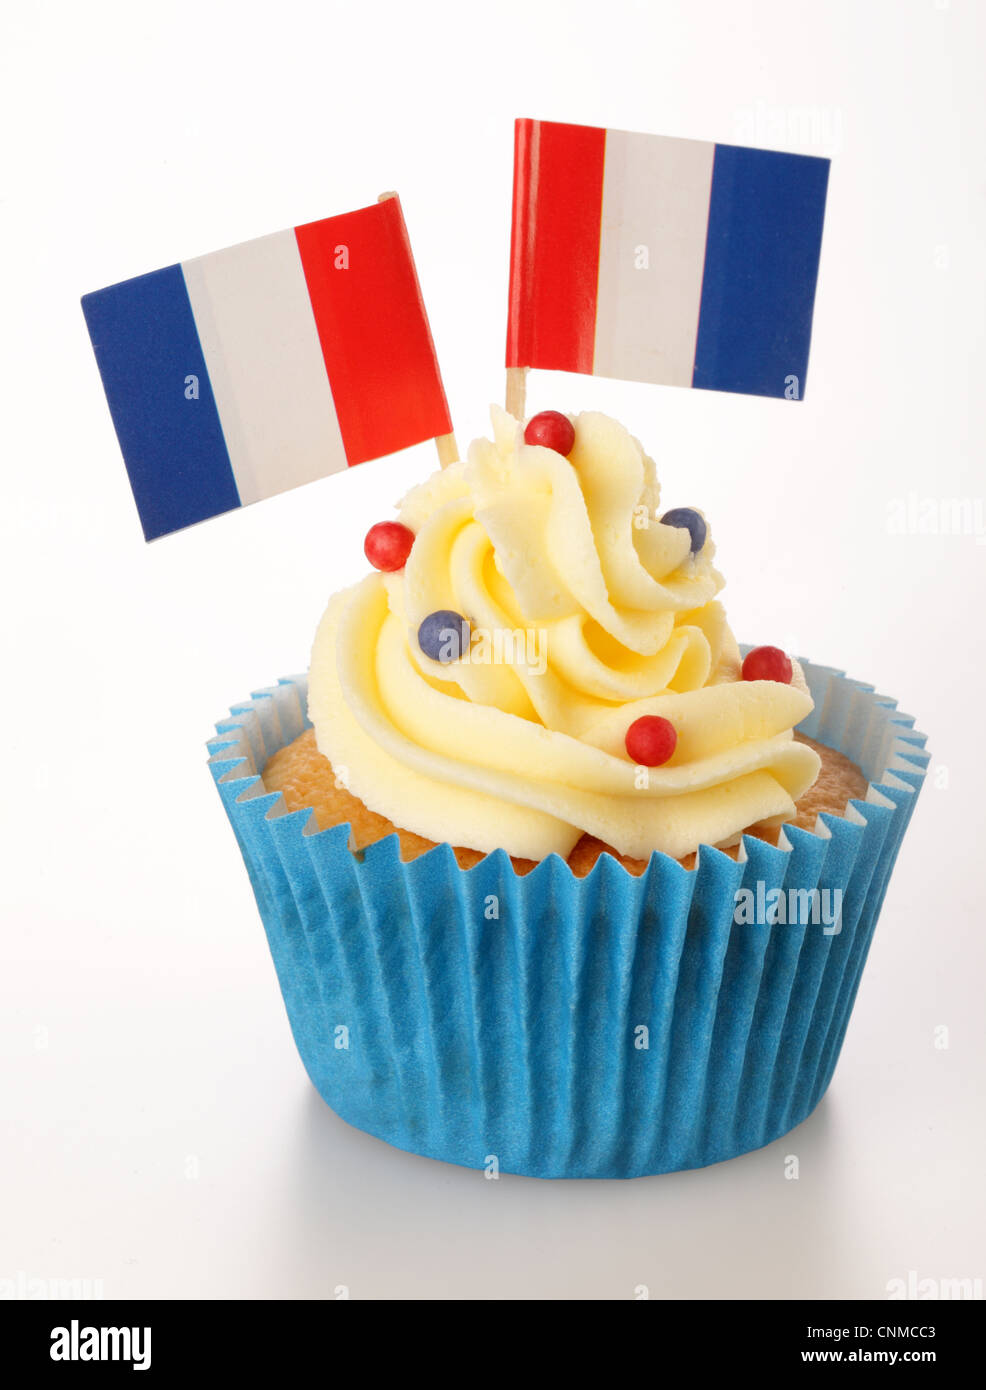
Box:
xmin=82 ymin=194 xmax=454 ymax=541
xmin=506 ymin=119 xmax=830 ymax=409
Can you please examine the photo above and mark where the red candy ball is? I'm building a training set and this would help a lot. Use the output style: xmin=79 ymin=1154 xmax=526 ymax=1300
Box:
xmin=364 ymin=520 xmax=415 ymax=572
xmin=625 ymin=715 xmax=677 ymax=767
xmin=524 ymin=410 xmax=576 ymax=456
xmin=742 ymin=645 xmax=793 ymax=684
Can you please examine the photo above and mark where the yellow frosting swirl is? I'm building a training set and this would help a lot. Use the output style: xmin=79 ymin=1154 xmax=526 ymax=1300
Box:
xmin=308 ymin=408 xmax=820 ymax=861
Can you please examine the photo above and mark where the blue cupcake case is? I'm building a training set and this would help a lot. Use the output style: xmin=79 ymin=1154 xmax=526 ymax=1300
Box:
xmin=208 ymin=660 xmax=927 ymax=1179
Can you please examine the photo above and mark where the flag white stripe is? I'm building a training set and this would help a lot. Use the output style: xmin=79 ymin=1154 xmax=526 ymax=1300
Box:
xmin=182 ymin=230 xmax=347 ymax=506
xmin=593 ymin=131 xmax=715 ymax=387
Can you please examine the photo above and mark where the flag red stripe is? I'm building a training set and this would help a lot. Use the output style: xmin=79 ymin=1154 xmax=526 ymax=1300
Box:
xmin=295 ymin=198 xmax=452 ymax=466
xmin=506 ymin=119 xmax=606 ymax=375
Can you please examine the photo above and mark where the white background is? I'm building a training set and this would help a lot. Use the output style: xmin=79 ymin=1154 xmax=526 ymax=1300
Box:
xmin=2 ymin=0 xmax=984 ymax=1300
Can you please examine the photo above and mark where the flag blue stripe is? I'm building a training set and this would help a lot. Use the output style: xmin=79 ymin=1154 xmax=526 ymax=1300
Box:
xmin=81 ymin=265 xmax=240 ymax=540
xmin=692 ymin=144 xmax=829 ymax=400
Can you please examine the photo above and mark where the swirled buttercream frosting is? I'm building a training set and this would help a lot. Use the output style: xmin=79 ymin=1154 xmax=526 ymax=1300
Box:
xmin=308 ymin=408 xmax=821 ymax=861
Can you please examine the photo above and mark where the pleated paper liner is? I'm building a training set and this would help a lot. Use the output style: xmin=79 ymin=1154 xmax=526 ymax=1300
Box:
xmin=208 ymin=660 xmax=928 ymax=1179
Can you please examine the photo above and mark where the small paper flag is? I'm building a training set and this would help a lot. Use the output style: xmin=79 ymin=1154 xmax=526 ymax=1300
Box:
xmin=506 ymin=119 xmax=830 ymax=401
xmin=82 ymin=196 xmax=452 ymax=540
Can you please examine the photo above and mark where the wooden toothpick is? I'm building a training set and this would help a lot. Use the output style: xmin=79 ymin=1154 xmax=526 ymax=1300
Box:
xmin=433 ymin=432 xmax=459 ymax=468
xmin=505 ymin=365 xmax=528 ymax=421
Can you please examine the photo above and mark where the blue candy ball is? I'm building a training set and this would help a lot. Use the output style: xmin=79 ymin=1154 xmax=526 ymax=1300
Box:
xmin=660 ymin=506 xmax=707 ymax=554
xmin=418 ymin=609 xmax=471 ymax=663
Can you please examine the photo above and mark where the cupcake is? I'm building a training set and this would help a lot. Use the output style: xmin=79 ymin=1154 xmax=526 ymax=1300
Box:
xmin=210 ymin=408 xmax=927 ymax=1178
